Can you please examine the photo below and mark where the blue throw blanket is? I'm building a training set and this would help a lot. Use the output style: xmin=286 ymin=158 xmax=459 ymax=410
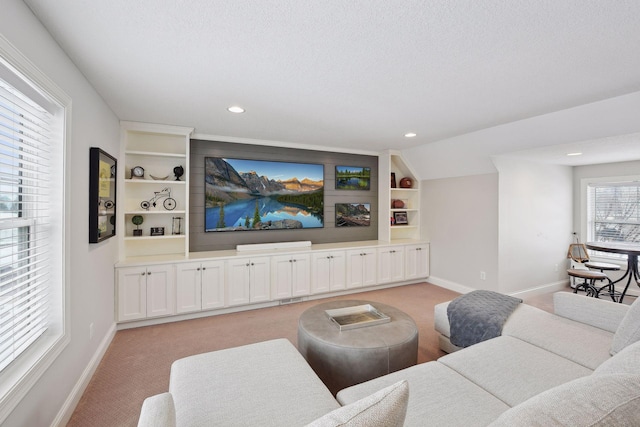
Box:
xmin=447 ymin=290 xmax=522 ymax=348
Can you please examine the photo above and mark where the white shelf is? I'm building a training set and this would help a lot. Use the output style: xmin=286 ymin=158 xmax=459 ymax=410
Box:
xmin=125 ymin=179 xmax=187 ymax=184
xmin=125 ymin=150 xmax=186 ymax=158
xmin=124 ymin=235 xmax=185 ymax=241
xmin=124 ymin=210 xmax=186 ymax=215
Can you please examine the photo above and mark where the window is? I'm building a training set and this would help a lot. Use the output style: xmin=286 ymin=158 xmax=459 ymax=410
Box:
xmin=586 ymin=179 xmax=640 ymax=257
xmin=0 ymin=37 xmax=69 ymax=423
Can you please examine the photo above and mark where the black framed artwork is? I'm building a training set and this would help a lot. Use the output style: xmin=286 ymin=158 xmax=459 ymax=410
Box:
xmin=89 ymin=147 xmax=117 ymax=243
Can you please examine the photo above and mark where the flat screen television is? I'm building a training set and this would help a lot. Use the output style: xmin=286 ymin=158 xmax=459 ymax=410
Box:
xmin=204 ymin=157 xmax=324 ymax=232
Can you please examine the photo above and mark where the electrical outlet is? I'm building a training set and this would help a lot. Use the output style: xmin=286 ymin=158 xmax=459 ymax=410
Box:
xmin=89 ymin=323 xmax=94 ymax=340
xmin=480 ymin=271 xmax=486 ymax=280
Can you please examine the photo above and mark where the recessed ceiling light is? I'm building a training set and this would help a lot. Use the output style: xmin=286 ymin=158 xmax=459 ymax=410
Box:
xmin=404 ymin=133 xmax=417 ymax=138
xmin=227 ymin=106 xmax=245 ymax=113
xmin=567 ymin=152 xmax=583 ymax=156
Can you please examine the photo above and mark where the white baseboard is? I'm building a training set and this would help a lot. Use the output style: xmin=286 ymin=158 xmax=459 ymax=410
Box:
xmin=51 ymin=323 xmax=117 ymax=427
xmin=427 ymin=276 xmax=476 ymax=294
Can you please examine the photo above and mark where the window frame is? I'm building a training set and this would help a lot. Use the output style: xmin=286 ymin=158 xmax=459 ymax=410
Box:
xmin=581 ymin=174 xmax=640 ymax=263
xmin=0 ymin=34 xmax=71 ymax=423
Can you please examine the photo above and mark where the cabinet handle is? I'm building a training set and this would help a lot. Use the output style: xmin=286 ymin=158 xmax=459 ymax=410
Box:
xmin=147 ymin=272 xmax=151 ymax=275
xmin=202 ymin=267 xmax=206 ymax=271
xmin=246 ymin=263 xmax=250 ymax=267
xmin=141 ymin=272 xmax=146 ymax=276
xmin=251 ymin=263 xmax=254 ymax=266
xmin=197 ymin=267 xmax=201 ymax=271
xmin=327 ymin=256 xmax=331 ymax=259
xmin=289 ymin=259 xmax=293 ymax=263
xmin=330 ymin=256 xmax=334 ymax=259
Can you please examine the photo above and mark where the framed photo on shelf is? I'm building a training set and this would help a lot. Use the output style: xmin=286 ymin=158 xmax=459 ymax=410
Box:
xmin=89 ymin=147 xmax=117 ymax=243
xmin=150 ymin=227 xmax=165 ymax=236
xmin=391 ymin=172 xmax=397 ymax=188
xmin=393 ymin=211 xmax=408 ymax=225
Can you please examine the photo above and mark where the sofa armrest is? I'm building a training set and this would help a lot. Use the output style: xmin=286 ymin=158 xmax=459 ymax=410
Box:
xmin=553 ymin=292 xmax=628 ymax=333
xmin=137 ymin=392 xmax=176 ymax=427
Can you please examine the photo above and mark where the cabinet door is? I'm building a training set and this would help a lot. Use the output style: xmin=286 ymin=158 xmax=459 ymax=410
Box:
xmin=311 ymin=252 xmax=332 ymax=294
xmin=405 ymin=244 xmax=430 ymax=280
xmin=378 ymin=247 xmax=405 ymax=284
xmin=361 ymin=249 xmax=377 ymax=287
xmin=201 ymin=260 xmax=225 ymax=310
xmin=271 ymin=255 xmax=294 ymax=299
xmin=175 ymin=262 xmax=202 ymax=314
xmin=146 ymin=264 xmax=175 ymax=318
xmin=346 ymin=250 xmax=366 ymax=289
xmin=250 ymin=257 xmax=270 ymax=303
xmin=116 ymin=267 xmax=147 ymax=321
xmin=291 ymin=254 xmax=311 ymax=297
xmin=329 ymin=252 xmax=347 ymax=291
xmin=226 ymin=259 xmax=251 ymax=306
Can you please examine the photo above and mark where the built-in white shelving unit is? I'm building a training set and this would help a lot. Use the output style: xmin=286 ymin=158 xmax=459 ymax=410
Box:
xmin=378 ymin=149 xmax=421 ymax=242
xmin=118 ymin=122 xmax=194 ymax=260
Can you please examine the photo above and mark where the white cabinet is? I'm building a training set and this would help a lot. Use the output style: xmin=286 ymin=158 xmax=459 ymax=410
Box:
xmin=404 ymin=243 xmax=430 ymax=280
xmin=116 ymin=264 xmax=175 ymax=321
xmin=226 ymin=257 xmax=270 ymax=306
xmin=175 ymin=260 xmax=225 ymax=314
xmin=378 ymin=246 xmax=405 ymax=284
xmin=311 ymin=251 xmax=346 ymax=294
xmin=118 ymin=122 xmax=193 ymax=260
xmin=346 ymin=248 xmax=377 ymax=289
xmin=271 ymin=254 xmax=311 ymax=299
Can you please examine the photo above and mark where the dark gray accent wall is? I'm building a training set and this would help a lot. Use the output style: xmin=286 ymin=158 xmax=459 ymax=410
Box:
xmin=190 ymin=139 xmax=378 ymax=252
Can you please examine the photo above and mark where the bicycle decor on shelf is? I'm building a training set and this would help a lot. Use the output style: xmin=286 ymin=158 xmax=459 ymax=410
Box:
xmin=140 ymin=187 xmax=177 ymax=211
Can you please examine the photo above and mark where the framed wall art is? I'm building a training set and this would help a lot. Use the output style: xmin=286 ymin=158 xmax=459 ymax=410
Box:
xmin=393 ymin=211 xmax=408 ymax=225
xmin=335 ymin=166 xmax=370 ymax=190
xmin=89 ymin=147 xmax=117 ymax=243
xmin=335 ymin=203 xmax=371 ymax=227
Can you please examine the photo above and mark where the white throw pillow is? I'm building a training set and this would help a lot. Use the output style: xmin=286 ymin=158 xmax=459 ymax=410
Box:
xmin=611 ymin=296 xmax=640 ymax=355
xmin=596 ymin=339 xmax=640 ymax=375
xmin=488 ymin=374 xmax=640 ymax=427
xmin=305 ymin=380 xmax=408 ymax=427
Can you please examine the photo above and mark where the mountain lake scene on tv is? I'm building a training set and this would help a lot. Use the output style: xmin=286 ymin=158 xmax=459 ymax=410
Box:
xmin=205 ymin=157 xmax=324 ymax=231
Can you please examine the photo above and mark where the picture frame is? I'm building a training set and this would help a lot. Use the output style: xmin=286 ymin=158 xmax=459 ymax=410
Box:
xmin=89 ymin=147 xmax=117 ymax=243
xmin=393 ymin=211 xmax=408 ymax=225
xmin=335 ymin=203 xmax=370 ymax=227
xmin=335 ymin=166 xmax=370 ymax=190
xmin=150 ymin=227 xmax=165 ymax=236
xmin=391 ymin=172 xmax=397 ymax=188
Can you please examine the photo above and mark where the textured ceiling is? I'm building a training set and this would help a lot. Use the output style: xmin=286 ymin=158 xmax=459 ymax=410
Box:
xmin=22 ymin=0 xmax=640 ymax=158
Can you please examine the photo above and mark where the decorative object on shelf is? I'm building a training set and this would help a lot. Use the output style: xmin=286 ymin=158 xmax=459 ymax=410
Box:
xmin=132 ymin=215 xmax=144 ymax=236
xmin=172 ymin=217 xmax=183 ymax=235
xmin=391 ymin=172 xmax=397 ymax=188
xmin=391 ymin=216 xmax=395 ymax=226
xmin=131 ymin=165 xmax=145 ymax=179
xmin=399 ymin=177 xmax=413 ymax=188
xmin=392 ymin=199 xmax=405 ymax=209
xmin=335 ymin=166 xmax=370 ymax=190
xmin=89 ymin=147 xmax=117 ymax=243
xmin=173 ymin=165 xmax=184 ymax=181
xmin=140 ymin=187 xmax=177 ymax=211
xmin=393 ymin=211 xmax=408 ymax=225
xmin=150 ymin=174 xmax=169 ymax=180
xmin=150 ymin=227 xmax=165 ymax=236
xmin=335 ymin=203 xmax=370 ymax=227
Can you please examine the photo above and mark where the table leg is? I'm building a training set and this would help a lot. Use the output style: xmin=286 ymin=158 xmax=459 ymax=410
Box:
xmin=616 ymin=255 xmax=639 ymax=303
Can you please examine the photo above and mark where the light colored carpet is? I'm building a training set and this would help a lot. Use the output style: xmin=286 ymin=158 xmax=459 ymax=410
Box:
xmin=66 ymin=282 xmax=559 ymax=426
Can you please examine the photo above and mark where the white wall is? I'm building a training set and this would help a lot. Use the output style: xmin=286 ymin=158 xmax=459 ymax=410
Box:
xmin=421 ymin=173 xmax=499 ymax=293
xmin=2 ymin=2 xmax=119 ymax=426
xmin=494 ymin=158 xmax=573 ymax=294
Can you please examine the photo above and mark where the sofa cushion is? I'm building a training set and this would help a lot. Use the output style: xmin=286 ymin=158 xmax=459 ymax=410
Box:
xmin=337 ymin=361 xmax=510 ymax=427
xmin=306 ymin=380 xmax=408 ymax=427
xmin=488 ymin=374 xmax=640 ymax=426
xmin=137 ymin=393 xmax=176 ymax=427
xmin=595 ymin=339 xmax=640 ymax=375
xmin=611 ymin=296 xmax=640 ymax=355
xmin=169 ymin=339 xmax=339 ymax=426
xmin=438 ymin=336 xmax=592 ymax=407
xmin=502 ymin=303 xmax=614 ymax=369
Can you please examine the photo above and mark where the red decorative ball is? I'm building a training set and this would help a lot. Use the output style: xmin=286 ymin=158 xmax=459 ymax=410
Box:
xmin=392 ymin=199 xmax=405 ymax=208
xmin=399 ymin=177 xmax=413 ymax=188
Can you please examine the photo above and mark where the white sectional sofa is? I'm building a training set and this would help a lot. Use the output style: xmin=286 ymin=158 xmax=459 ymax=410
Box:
xmin=138 ymin=292 xmax=640 ymax=426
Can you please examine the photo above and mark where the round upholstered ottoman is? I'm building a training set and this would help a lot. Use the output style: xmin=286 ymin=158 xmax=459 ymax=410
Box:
xmin=297 ymin=300 xmax=418 ymax=395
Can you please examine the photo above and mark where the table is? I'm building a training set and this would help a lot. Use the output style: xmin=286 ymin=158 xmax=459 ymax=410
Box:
xmin=297 ymin=300 xmax=418 ymax=395
xmin=585 ymin=242 xmax=640 ymax=302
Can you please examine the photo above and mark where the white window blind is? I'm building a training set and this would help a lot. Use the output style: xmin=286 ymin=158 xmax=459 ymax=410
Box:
xmin=0 ymin=77 xmax=52 ymax=372
xmin=587 ymin=181 xmax=640 ymax=249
